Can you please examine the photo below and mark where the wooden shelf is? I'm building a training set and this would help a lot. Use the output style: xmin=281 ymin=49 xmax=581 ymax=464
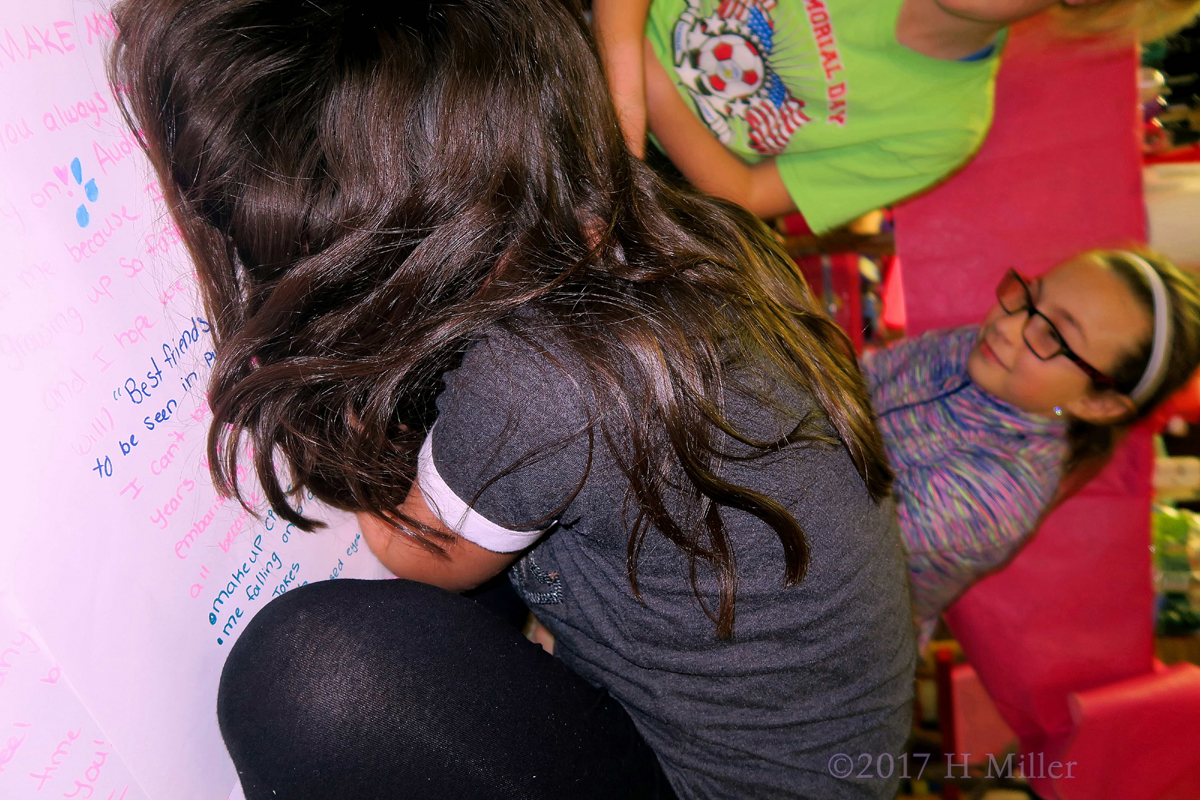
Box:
xmin=1155 ymin=635 xmax=1200 ymax=666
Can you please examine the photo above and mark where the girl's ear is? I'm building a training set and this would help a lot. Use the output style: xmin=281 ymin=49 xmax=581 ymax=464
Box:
xmin=1065 ymin=390 xmax=1136 ymax=425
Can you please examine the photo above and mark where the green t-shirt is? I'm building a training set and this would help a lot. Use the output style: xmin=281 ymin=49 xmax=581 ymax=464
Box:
xmin=646 ymin=0 xmax=1002 ymax=232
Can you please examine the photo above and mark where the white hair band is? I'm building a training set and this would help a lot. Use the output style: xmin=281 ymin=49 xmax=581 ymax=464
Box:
xmin=1120 ymin=252 xmax=1173 ymax=407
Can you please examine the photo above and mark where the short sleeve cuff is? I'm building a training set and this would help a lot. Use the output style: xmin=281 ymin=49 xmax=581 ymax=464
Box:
xmin=416 ymin=429 xmax=546 ymax=553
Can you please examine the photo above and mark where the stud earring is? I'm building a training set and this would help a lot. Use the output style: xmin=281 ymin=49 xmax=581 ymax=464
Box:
xmin=1054 ymin=407 xmax=1063 ymax=417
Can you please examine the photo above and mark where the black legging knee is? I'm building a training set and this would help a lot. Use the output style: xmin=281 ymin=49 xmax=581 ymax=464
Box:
xmin=218 ymin=578 xmax=676 ymax=800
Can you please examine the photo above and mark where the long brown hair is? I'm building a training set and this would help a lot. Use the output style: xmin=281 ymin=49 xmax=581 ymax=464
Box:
xmin=109 ymin=0 xmax=892 ymax=636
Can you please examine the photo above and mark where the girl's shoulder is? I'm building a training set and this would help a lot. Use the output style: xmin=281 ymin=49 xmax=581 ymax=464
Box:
xmin=429 ymin=323 xmax=597 ymax=538
xmin=444 ymin=323 xmax=577 ymax=398
xmin=912 ymin=325 xmax=978 ymax=366
xmin=863 ymin=325 xmax=975 ymax=373
xmin=862 ymin=325 xmax=977 ymax=409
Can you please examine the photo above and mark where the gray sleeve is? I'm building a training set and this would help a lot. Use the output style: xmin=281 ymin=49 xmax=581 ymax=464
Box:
xmin=419 ymin=329 xmax=594 ymax=552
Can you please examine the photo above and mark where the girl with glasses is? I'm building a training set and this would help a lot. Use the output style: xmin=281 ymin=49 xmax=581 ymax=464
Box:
xmin=863 ymin=249 xmax=1200 ymax=647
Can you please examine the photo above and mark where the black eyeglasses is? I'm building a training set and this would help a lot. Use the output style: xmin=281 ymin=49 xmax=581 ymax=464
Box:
xmin=996 ymin=270 xmax=1115 ymax=390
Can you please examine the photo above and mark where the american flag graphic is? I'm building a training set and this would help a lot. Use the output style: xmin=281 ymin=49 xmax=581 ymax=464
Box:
xmin=746 ymin=74 xmax=811 ymax=155
xmin=716 ymin=0 xmax=778 ymax=51
xmin=716 ymin=0 xmax=778 ymax=23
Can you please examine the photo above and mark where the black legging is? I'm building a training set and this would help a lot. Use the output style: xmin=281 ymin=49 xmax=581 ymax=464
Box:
xmin=218 ymin=578 xmax=678 ymax=800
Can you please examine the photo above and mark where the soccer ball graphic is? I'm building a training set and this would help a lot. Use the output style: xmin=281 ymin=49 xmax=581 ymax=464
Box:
xmin=694 ymin=34 xmax=764 ymax=101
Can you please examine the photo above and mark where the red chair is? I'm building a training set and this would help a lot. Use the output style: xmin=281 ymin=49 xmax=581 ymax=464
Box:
xmin=792 ymin=253 xmax=865 ymax=351
xmin=935 ymin=649 xmax=1020 ymax=795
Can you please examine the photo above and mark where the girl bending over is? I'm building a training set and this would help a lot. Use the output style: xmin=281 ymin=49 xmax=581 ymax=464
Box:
xmin=111 ymin=0 xmax=915 ymax=797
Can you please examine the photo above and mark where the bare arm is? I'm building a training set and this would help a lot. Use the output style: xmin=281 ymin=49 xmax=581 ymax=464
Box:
xmin=592 ymin=0 xmax=654 ymax=156
xmin=358 ymin=482 xmax=519 ymax=593
xmin=642 ymin=38 xmax=797 ymax=218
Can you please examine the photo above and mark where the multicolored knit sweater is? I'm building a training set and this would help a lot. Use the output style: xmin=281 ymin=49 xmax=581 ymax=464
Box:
xmin=862 ymin=327 xmax=1069 ymax=646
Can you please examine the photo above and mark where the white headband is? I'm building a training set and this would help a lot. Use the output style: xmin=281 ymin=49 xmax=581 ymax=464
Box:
xmin=1120 ymin=252 xmax=1173 ymax=407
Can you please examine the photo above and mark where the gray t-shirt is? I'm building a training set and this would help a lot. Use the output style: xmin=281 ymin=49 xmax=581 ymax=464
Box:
xmin=420 ymin=327 xmax=915 ymax=800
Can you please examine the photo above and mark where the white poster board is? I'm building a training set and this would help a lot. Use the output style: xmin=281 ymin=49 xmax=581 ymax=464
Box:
xmin=0 ymin=3 xmax=392 ymax=798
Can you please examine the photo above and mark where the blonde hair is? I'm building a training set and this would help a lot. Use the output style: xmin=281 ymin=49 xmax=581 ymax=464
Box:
xmin=1055 ymin=0 xmax=1200 ymax=43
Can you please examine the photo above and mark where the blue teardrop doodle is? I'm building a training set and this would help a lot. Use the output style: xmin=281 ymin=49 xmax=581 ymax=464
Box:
xmin=68 ymin=157 xmax=99 ymax=226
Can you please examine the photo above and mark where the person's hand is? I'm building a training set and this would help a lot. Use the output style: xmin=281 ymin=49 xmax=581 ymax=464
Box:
xmin=593 ymin=0 xmax=653 ymax=157
xmin=524 ymin=616 xmax=556 ymax=654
